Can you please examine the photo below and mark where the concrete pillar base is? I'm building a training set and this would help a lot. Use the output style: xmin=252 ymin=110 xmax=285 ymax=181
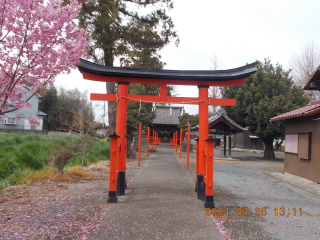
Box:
xmin=200 ymin=182 xmax=206 ymax=201
xmin=117 ymin=171 xmax=126 ymax=196
xmin=196 ymin=174 xmax=204 ymax=200
xmin=107 ymin=191 xmax=118 ymax=203
xmin=204 ymin=195 xmax=215 ymax=208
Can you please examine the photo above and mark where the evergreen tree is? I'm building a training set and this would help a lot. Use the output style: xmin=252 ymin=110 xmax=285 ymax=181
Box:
xmin=221 ymin=59 xmax=309 ymax=159
xmin=78 ymin=0 xmax=179 ymax=135
xmin=178 ymin=113 xmax=199 ymax=131
xmin=126 ymin=84 xmax=155 ymax=158
xmin=39 ymin=86 xmax=59 ymax=131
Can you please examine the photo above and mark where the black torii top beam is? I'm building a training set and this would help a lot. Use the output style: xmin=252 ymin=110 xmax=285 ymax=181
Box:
xmin=77 ymin=58 xmax=257 ymax=86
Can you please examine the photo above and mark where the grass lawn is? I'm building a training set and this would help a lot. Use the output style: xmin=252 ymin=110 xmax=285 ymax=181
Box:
xmin=0 ymin=132 xmax=110 ymax=190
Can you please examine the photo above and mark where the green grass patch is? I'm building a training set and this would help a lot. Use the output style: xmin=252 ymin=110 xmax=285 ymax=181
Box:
xmin=66 ymin=138 xmax=110 ymax=167
xmin=0 ymin=132 xmax=110 ymax=189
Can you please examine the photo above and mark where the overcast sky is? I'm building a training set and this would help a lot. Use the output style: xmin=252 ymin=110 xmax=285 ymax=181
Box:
xmin=54 ymin=0 xmax=320 ymax=124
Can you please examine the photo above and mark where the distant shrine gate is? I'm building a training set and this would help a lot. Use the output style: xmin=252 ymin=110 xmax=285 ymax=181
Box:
xmin=77 ymin=59 xmax=257 ymax=208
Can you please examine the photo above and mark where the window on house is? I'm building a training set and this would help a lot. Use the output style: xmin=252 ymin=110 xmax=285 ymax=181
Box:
xmin=298 ymin=133 xmax=312 ymax=160
xmin=5 ymin=117 xmax=17 ymax=124
xmin=285 ymin=134 xmax=298 ymax=154
xmin=285 ymin=133 xmax=312 ymax=160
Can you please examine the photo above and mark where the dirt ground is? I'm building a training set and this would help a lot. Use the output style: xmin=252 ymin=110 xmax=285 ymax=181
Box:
xmin=0 ymin=153 xmax=149 ymax=240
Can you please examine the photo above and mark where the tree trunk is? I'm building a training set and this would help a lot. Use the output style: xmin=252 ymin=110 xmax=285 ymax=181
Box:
xmin=127 ymin=132 xmax=138 ymax=159
xmin=274 ymin=140 xmax=283 ymax=151
xmin=261 ymin=138 xmax=275 ymax=159
xmin=104 ymin=47 xmax=117 ymax=135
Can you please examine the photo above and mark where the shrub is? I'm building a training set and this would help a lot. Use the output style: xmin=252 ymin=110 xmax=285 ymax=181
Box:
xmin=50 ymin=138 xmax=83 ymax=173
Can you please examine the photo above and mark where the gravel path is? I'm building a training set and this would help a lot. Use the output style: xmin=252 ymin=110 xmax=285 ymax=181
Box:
xmin=87 ymin=145 xmax=223 ymax=240
xmin=177 ymin=150 xmax=320 ymax=240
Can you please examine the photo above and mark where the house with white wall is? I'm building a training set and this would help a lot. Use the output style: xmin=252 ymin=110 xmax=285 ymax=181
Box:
xmin=0 ymin=86 xmax=46 ymax=133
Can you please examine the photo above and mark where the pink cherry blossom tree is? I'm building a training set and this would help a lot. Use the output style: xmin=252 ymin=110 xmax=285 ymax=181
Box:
xmin=0 ymin=0 xmax=88 ymax=119
xmin=28 ymin=116 xmax=41 ymax=126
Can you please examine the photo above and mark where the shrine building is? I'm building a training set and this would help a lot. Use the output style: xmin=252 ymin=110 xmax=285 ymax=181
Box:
xmin=150 ymin=105 xmax=184 ymax=143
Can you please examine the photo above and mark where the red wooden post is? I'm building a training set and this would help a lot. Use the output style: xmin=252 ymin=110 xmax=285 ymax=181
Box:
xmin=116 ymin=82 xmax=128 ymax=196
xmin=187 ymin=125 xmax=190 ymax=170
xmin=204 ymin=136 xmax=215 ymax=208
xmin=175 ymin=131 xmax=178 ymax=152
xmin=138 ymin=123 xmax=142 ymax=167
xmin=179 ymin=128 xmax=182 ymax=159
xmin=195 ymin=137 xmax=199 ymax=192
xmin=124 ymin=135 xmax=127 ymax=175
xmin=197 ymin=85 xmax=209 ymax=200
xmin=108 ymin=132 xmax=120 ymax=203
xmin=157 ymin=132 xmax=159 ymax=147
xmin=147 ymin=127 xmax=150 ymax=157
xmin=122 ymin=94 xmax=128 ymax=174
xmin=172 ymin=132 xmax=174 ymax=148
xmin=151 ymin=130 xmax=153 ymax=149
xmin=173 ymin=132 xmax=175 ymax=149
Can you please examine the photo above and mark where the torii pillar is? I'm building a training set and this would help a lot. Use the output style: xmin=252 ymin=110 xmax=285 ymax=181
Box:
xmin=197 ymin=85 xmax=209 ymax=203
xmin=116 ymin=81 xmax=128 ymax=196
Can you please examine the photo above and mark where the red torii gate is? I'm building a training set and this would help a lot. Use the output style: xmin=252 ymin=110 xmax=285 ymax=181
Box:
xmin=77 ymin=59 xmax=257 ymax=208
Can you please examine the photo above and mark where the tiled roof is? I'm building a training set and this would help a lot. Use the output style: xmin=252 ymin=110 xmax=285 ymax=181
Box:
xmin=152 ymin=105 xmax=183 ymax=125
xmin=208 ymin=108 xmax=246 ymax=131
xmin=270 ymin=102 xmax=320 ymax=121
xmin=310 ymin=100 xmax=320 ymax=105
xmin=192 ymin=108 xmax=245 ymax=132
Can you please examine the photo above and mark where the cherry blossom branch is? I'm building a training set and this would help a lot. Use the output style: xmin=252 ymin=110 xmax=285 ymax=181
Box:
xmin=0 ymin=0 xmax=89 ymax=118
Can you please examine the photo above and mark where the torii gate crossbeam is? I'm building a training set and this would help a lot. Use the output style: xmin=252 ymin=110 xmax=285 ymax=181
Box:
xmin=77 ymin=59 xmax=257 ymax=208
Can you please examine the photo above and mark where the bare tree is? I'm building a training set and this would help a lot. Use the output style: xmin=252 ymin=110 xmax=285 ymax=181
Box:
xmin=290 ymin=41 xmax=320 ymax=100
xmin=50 ymin=136 xmax=83 ymax=174
xmin=208 ymin=55 xmax=224 ymax=114
xmin=58 ymin=109 xmax=105 ymax=169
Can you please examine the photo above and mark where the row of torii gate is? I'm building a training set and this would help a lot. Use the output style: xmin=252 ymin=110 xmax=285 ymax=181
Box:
xmin=77 ymin=59 xmax=257 ymax=208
